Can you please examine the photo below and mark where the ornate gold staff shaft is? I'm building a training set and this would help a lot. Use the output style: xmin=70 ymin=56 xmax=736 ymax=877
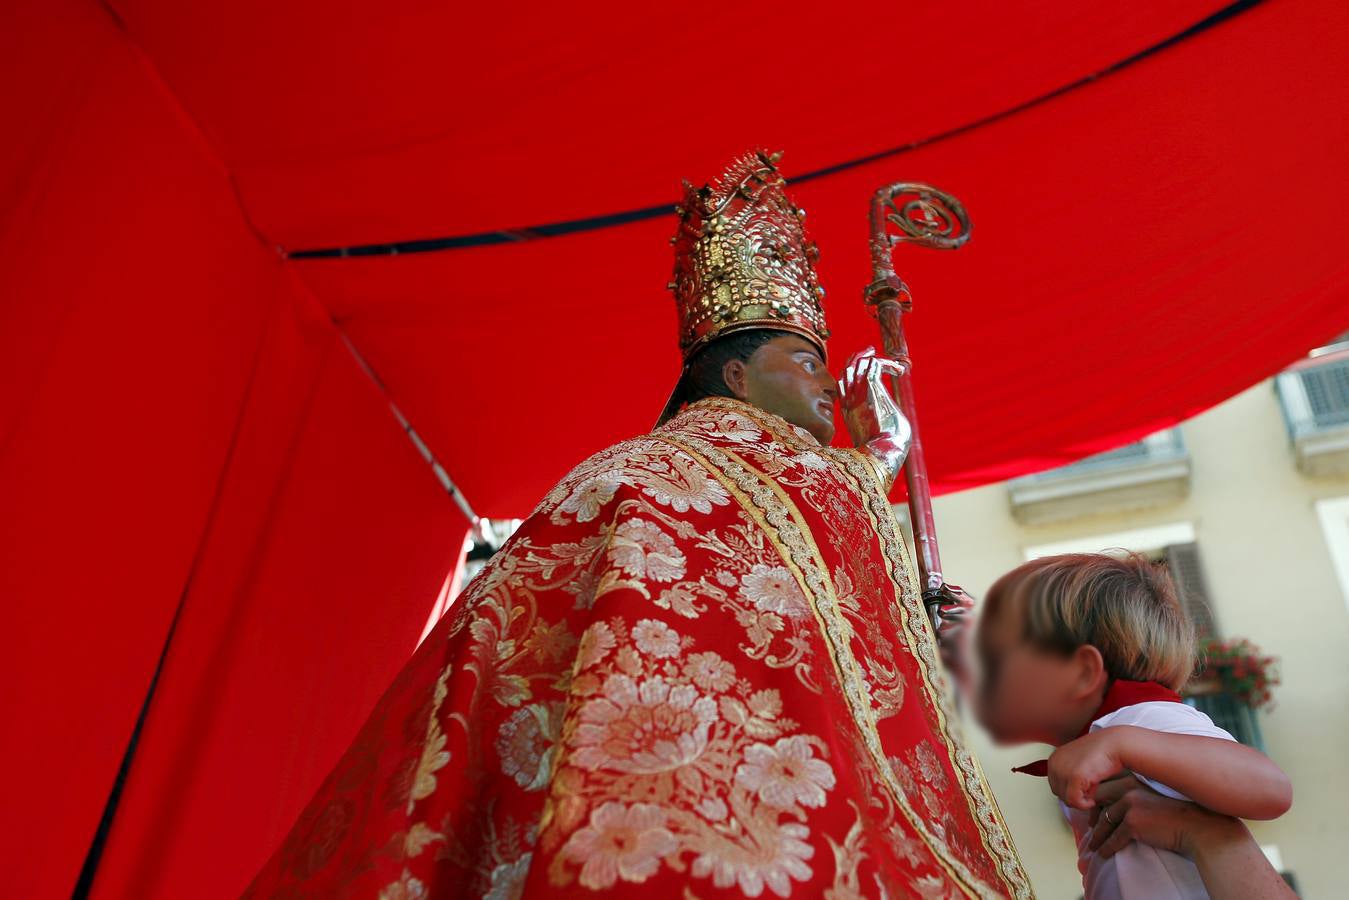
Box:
xmin=864 ymin=184 xmax=971 ymax=629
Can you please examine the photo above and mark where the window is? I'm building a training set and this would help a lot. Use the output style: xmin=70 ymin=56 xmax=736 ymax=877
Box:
xmin=1274 ymin=343 xmax=1349 ymax=476
xmin=1022 ymin=521 xmax=1196 ymax=561
xmin=1160 ymin=541 xmax=1272 ymax=749
xmin=1024 ymin=526 xmax=1218 ymax=636
xmin=1314 ymin=495 xmax=1349 ymax=610
xmin=1185 ymin=691 xmax=1265 ymax=752
xmin=1007 ymin=430 xmax=1191 ymax=526
xmin=1163 ymin=541 xmax=1219 ymax=640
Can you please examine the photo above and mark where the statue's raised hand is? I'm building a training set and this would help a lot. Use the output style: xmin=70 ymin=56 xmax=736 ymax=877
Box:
xmin=840 ymin=347 xmax=912 ymax=489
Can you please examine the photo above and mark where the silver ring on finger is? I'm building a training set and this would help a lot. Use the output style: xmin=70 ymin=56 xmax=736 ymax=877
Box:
xmin=1102 ymin=807 xmax=1115 ymax=825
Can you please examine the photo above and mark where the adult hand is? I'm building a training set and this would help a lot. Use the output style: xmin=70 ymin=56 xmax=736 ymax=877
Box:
xmin=1087 ymin=775 xmax=1297 ymax=899
xmin=1089 ymin=774 xmax=1193 ymax=857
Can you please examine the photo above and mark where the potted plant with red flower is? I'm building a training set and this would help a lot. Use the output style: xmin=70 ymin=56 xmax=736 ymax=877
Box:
xmin=1187 ymin=637 xmax=1280 ymax=710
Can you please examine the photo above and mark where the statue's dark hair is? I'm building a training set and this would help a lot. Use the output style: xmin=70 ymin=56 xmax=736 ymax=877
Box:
xmin=669 ymin=329 xmax=779 ymax=411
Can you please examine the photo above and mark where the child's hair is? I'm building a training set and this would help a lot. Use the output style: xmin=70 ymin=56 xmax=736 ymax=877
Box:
xmin=985 ymin=552 xmax=1196 ymax=689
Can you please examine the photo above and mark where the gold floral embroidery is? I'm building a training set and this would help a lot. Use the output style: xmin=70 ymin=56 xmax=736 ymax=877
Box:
xmin=608 ymin=518 xmax=687 ymax=584
xmin=408 ymin=664 xmax=454 ymax=812
xmin=377 ymin=867 xmax=427 ymax=900
xmin=658 ymin=428 xmax=987 ymax=896
xmin=648 ymin=437 xmax=826 ymax=688
xmin=562 ymin=801 xmax=678 ymax=889
xmin=818 ymin=443 xmax=1030 ymax=898
xmin=497 ymin=702 xmax=565 ymax=791
xmin=403 ymin=822 xmax=446 ymax=857
xmin=542 ymin=440 xmax=733 ymax=527
xmin=670 ymin=399 xmax=1029 ymax=899
xmin=824 ymin=804 xmax=870 ymax=900
xmin=483 ymin=851 xmax=533 ymax=900
xmin=546 ymin=619 xmax=836 ymax=897
xmin=259 ymin=397 xmax=1030 ymax=899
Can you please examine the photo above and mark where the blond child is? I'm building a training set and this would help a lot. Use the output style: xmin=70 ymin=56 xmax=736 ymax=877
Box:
xmin=971 ymin=552 xmax=1291 ymax=900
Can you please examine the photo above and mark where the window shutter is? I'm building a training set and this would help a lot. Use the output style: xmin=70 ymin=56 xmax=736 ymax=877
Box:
xmin=1164 ymin=541 xmax=1219 ymax=639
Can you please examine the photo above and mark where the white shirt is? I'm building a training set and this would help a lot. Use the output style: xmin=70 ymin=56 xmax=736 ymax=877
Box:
xmin=1061 ymin=701 xmax=1236 ymax=900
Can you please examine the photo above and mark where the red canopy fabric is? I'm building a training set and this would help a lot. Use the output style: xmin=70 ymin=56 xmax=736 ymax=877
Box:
xmin=107 ymin=0 xmax=1242 ymax=246
xmin=290 ymin=0 xmax=1349 ymax=516
xmin=3 ymin=0 xmax=1348 ymax=897
xmin=2 ymin=3 xmax=467 ymax=897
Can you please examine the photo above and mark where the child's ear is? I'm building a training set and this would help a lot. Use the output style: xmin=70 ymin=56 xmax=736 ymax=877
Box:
xmin=1068 ymin=644 xmax=1108 ymax=700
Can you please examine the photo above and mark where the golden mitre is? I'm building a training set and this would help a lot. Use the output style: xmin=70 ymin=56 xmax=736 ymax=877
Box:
xmin=667 ymin=149 xmax=830 ymax=359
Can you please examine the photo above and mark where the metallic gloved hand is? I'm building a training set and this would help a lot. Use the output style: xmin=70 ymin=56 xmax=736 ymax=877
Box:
xmin=840 ymin=347 xmax=912 ymax=490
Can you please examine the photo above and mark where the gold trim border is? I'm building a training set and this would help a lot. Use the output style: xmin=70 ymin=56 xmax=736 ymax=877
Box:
xmin=675 ymin=398 xmax=1031 ymax=898
xmin=654 ymin=403 xmax=1020 ymax=898
xmin=823 ymin=445 xmax=1031 ymax=898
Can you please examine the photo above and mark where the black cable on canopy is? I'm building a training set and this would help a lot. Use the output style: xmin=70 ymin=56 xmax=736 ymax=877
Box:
xmin=288 ymin=0 xmax=1264 ymax=260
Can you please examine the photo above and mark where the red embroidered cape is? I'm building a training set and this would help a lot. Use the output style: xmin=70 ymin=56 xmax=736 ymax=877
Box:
xmin=246 ymin=399 xmax=1028 ymax=899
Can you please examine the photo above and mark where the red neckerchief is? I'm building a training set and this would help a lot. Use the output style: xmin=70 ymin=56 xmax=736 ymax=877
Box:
xmin=1011 ymin=679 xmax=1183 ymax=777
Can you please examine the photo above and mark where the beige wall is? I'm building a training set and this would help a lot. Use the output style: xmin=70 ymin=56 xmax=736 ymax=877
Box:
xmin=930 ymin=382 xmax=1349 ymax=898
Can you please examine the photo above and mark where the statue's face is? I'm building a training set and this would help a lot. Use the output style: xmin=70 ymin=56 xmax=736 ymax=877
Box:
xmin=726 ymin=333 xmax=837 ymax=443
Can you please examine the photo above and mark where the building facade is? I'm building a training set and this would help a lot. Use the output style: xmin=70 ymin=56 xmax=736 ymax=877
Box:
xmin=926 ymin=346 xmax=1349 ymax=898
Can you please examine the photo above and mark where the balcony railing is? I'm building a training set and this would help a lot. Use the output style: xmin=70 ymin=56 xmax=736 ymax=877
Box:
xmin=1007 ymin=429 xmax=1191 ymax=525
xmin=1185 ymin=692 xmax=1265 ymax=752
xmin=1275 ymin=351 xmax=1349 ymax=476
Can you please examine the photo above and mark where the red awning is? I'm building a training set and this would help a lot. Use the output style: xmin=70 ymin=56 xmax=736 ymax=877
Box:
xmin=87 ymin=0 xmax=1349 ymax=519
xmin=4 ymin=1 xmax=1348 ymax=897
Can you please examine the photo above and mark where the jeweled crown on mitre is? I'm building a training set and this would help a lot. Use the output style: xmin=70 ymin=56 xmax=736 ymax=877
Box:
xmin=667 ymin=150 xmax=830 ymax=359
